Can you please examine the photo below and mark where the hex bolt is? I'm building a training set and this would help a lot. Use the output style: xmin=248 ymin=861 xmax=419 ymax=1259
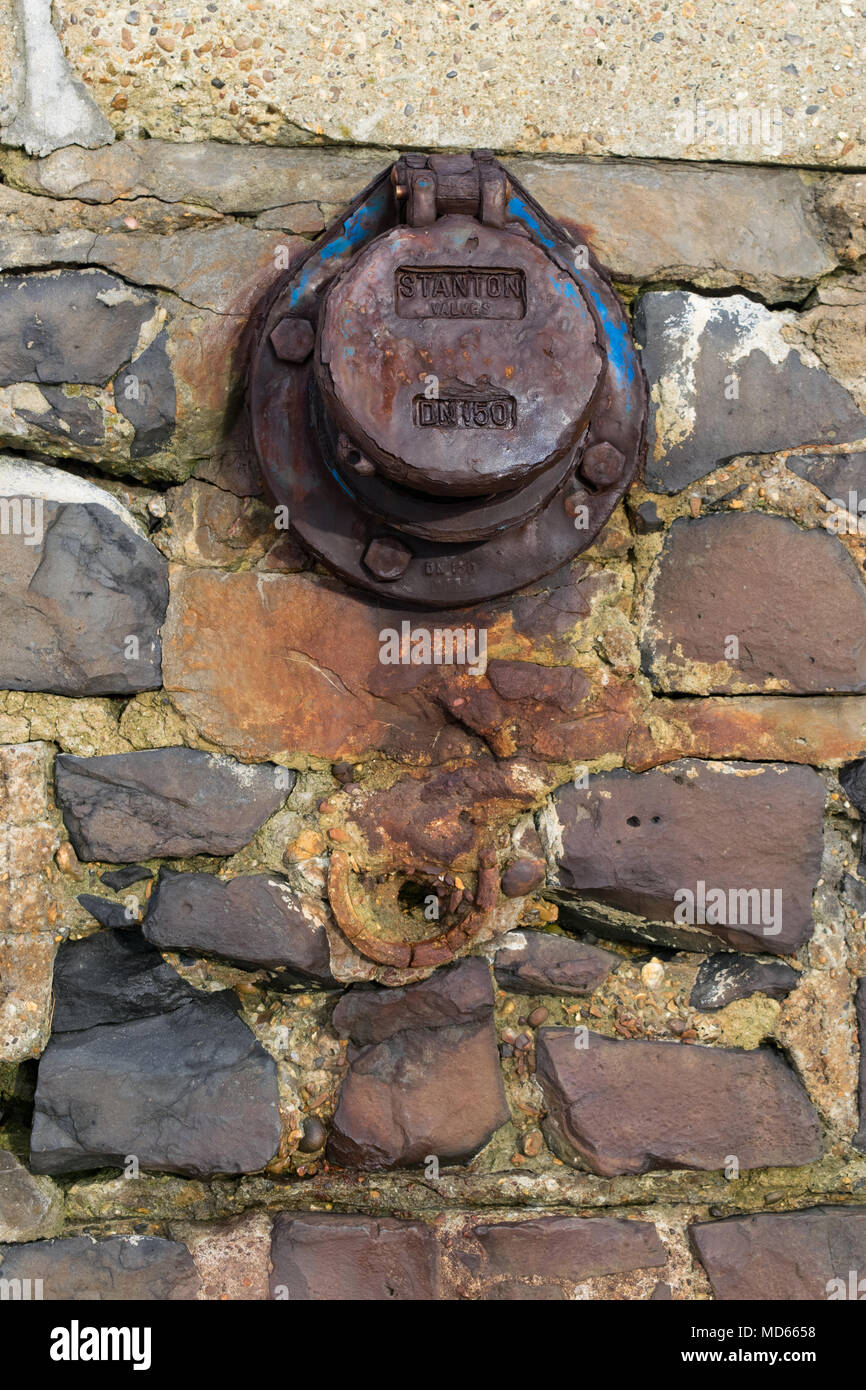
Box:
xmin=269 ymin=316 xmax=315 ymax=364
xmin=580 ymin=441 xmax=626 ymax=490
xmin=363 ymin=536 xmax=413 ymax=581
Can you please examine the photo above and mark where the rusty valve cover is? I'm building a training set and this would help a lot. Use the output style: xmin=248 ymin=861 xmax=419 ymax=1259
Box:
xmin=249 ymin=151 xmax=646 ymax=607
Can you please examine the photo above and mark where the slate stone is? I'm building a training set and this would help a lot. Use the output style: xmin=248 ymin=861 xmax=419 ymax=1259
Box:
xmin=270 ymin=1213 xmax=439 ymax=1301
xmin=100 ymin=865 xmax=153 ymax=892
xmin=0 ymin=1235 xmax=200 ymax=1301
xmin=114 ymin=330 xmax=176 ymax=459
xmin=641 ymin=513 xmax=866 ymax=694
xmin=841 ymin=759 xmax=866 ymax=872
xmin=493 ymin=930 xmax=618 ymax=996
xmin=690 ymin=953 xmax=800 ymax=1011
xmin=143 ymin=869 xmax=336 ymax=983
xmin=635 ymin=291 xmax=866 ymax=493
xmin=54 ymin=747 xmax=293 ymax=862
xmin=842 ymin=873 xmax=866 ymax=914
xmin=691 ymin=1208 xmax=866 ymax=1301
xmin=0 ymin=466 xmax=167 ymax=696
xmin=470 ymin=1215 xmax=666 ymax=1282
xmin=787 ymin=450 xmax=866 ymax=501
xmin=856 ymin=979 xmax=866 ymax=1152
xmin=544 ymin=759 xmax=824 ymax=955
xmin=535 ymin=1028 xmax=822 ymax=1177
xmin=0 ymin=269 xmax=157 ymax=386
xmin=18 ymin=385 xmax=105 ymax=446
xmin=327 ymin=959 xmax=509 ymax=1170
xmin=30 ymin=929 xmax=281 ymax=1177
xmin=77 ymin=893 xmax=137 ymax=929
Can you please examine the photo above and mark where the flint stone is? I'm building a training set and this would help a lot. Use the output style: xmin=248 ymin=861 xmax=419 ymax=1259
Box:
xmin=0 ymin=1235 xmax=200 ymax=1300
xmin=641 ymin=514 xmax=866 ymax=694
xmin=471 ymin=1215 xmax=666 ymax=1282
xmin=30 ymin=930 xmax=281 ymax=1177
xmin=0 ymin=269 xmax=157 ymax=387
xmin=493 ymin=930 xmax=618 ymax=996
xmin=691 ymin=1207 xmax=866 ymax=1300
xmin=535 ymin=1028 xmax=822 ymax=1176
xmin=269 ymin=1213 xmax=439 ymax=1301
xmin=0 ymin=460 xmax=167 ymax=695
xmin=635 ymin=291 xmax=866 ymax=493
xmin=544 ymin=759 xmax=824 ymax=955
xmin=143 ymin=869 xmax=336 ymax=983
xmin=690 ymin=954 xmax=800 ymax=1011
xmin=54 ymin=747 xmax=293 ymax=862
xmin=327 ymin=959 xmax=509 ymax=1170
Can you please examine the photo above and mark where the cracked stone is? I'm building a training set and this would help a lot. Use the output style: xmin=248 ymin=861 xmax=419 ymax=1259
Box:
xmin=544 ymin=759 xmax=824 ymax=955
xmin=327 ymin=959 xmax=509 ymax=1170
xmin=635 ymin=292 xmax=866 ymax=493
xmin=641 ymin=514 xmax=866 ymax=694
xmin=54 ymin=746 xmax=292 ymax=862
xmin=143 ymin=869 xmax=336 ymax=984
xmin=0 ymin=460 xmax=167 ymax=696
xmin=536 ymin=1028 xmax=822 ymax=1176
xmin=30 ymin=929 xmax=281 ymax=1177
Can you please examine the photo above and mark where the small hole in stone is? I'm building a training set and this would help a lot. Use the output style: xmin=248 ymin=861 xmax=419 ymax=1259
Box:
xmin=651 ymin=815 xmax=661 ymax=823
xmin=627 ymin=815 xmax=641 ymax=827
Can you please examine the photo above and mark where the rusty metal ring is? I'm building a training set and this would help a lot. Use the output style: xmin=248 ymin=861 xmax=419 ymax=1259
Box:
xmin=328 ymin=848 xmax=500 ymax=970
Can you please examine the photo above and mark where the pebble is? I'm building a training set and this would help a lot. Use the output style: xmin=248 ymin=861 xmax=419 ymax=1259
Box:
xmin=298 ymin=1116 xmax=327 ymax=1152
xmin=522 ymin=1129 xmax=544 ymax=1157
xmin=528 ymin=1006 xmax=549 ymax=1026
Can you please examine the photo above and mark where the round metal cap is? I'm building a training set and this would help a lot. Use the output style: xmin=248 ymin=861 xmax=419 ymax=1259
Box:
xmin=315 ymin=215 xmax=604 ymax=499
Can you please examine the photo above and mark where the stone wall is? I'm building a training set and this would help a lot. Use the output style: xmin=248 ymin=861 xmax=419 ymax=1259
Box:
xmin=1 ymin=0 xmax=866 ymax=1303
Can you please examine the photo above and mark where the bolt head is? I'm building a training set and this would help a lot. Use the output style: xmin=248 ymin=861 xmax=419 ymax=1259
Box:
xmin=363 ymin=536 xmax=412 ymax=581
xmin=580 ymin=441 xmax=625 ymax=490
xmin=270 ymin=316 xmax=315 ymax=364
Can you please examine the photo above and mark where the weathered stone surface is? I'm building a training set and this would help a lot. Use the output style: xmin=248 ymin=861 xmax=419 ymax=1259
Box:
xmin=841 ymin=760 xmax=866 ymax=873
xmin=535 ymin=1029 xmax=822 ymax=1176
xmin=787 ymin=449 xmax=866 ymax=500
xmin=175 ymin=1210 xmax=271 ymax=1301
xmin=54 ymin=747 xmax=292 ymax=862
xmin=511 ymin=160 xmax=836 ymax=302
xmin=143 ymin=869 xmax=336 ymax=984
xmin=328 ymin=959 xmax=509 ymax=1170
xmin=691 ymin=1208 xmax=866 ymax=1300
xmin=113 ymin=330 xmax=175 ymax=459
xmin=543 ymin=760 xmax=824 ymax=955
xmin=0 ymin=0 xmax=114 ymax=157
xmin=493 ymin=930 xmax=618 ymax=997
xmin=775 ymin=968 xmax=857 ymax=1138
xmin=469 ymin=1215 xmax=666 ymax=1283
xmin=0 ymin=460 xmax=167 ymax=696
xmin=626 ymin=695 xmax=866 ymax=771
xmin=0 ymin=269 xmax=157 ymax=387
xmin=269 ymin=1213 xmax=439 ymax=1301
xmin=635 ymin=293 xmax=866 ymax=493
xmin=690 ymin=954 xmax=800 ymax=1011
xmin=30 ymin=929 xmax=281 ymax=1177
xmin=0 ymin=936 xmax=56 ymax=1062
xmin=157 ymin=480 xmax=277 ymax=569
xmin=0 ymin=1234 xmax=200 ymax=1300
xmin=641 ymin=515 xmax=866 ymax=694
xmin=0 ymin=1149 xmax=62 ymax=1243
xmin=856 ymin=979 xmax=866 ymax=1151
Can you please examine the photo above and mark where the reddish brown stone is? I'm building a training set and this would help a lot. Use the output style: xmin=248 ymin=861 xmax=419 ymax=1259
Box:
xmin=494 ymin=930 xmax=617 ymax=996
xmin=546 ymin=759 xmax=824 ymax=954
xmin=500 ymin=856 xmax=546 ymax=897
xmin=470 ymin=1215 xmax=666 ymax=1281
xmin=691 ymin=1208 xmax=866 ymax=1300
xmin=641 ymin=514 xmax=866 ymax=694
xmin=269 ymin=1213 xmax=439 ymax=1301
xmin=535 ymin=1029 xmax=822 ymax=1177
xmin=626 ymin=695 xmax=866 ymax=770
xmin=327 ymin=960 xmax=509 ymax=1170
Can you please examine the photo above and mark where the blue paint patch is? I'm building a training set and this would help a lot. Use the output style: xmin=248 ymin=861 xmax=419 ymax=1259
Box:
xmin=506 ymin=194 xmax=555 ymax=250
xmin=289 ymin=185 xmax=391 ymax=310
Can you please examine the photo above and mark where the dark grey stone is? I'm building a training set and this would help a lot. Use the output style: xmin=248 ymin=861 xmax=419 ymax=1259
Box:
xmin=634 ymin=292 xmax=866 ymax=493
xmin=18 ymin=386 xmax=105 ymax=446
xmin=0 ymin=499 xmax=167 ymax=695
xmin=0 ymin=270 xmax=158 ymax=386
xmin=690 ymin=953 xmax=801 ymax=1010
xmin=787 ymin=450 xmax=866 ymax=501
xmin=54 ymin=747 xmax=293 ymax=862
xmin=0 ymin=1234 xmax=200 ymax=1300
xmin=841 ymin=760 xmax=866 ymax=872
xmin=493 ymin=930 xmax=618 ymax=996
xmin=143 ymin=869 xmax=336 ymax=983
xmin=843 ymin=872 xmax=866 ymax=914
xmin=114 ymin=330 xmax=176 ymax=458
xmin=76 ymin=894 xmax=137 ymax=929
xmin=100 ymin=865 xmax=154 ymax=892
xmin=30 ymin=929 xmax=281 ymax=1177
